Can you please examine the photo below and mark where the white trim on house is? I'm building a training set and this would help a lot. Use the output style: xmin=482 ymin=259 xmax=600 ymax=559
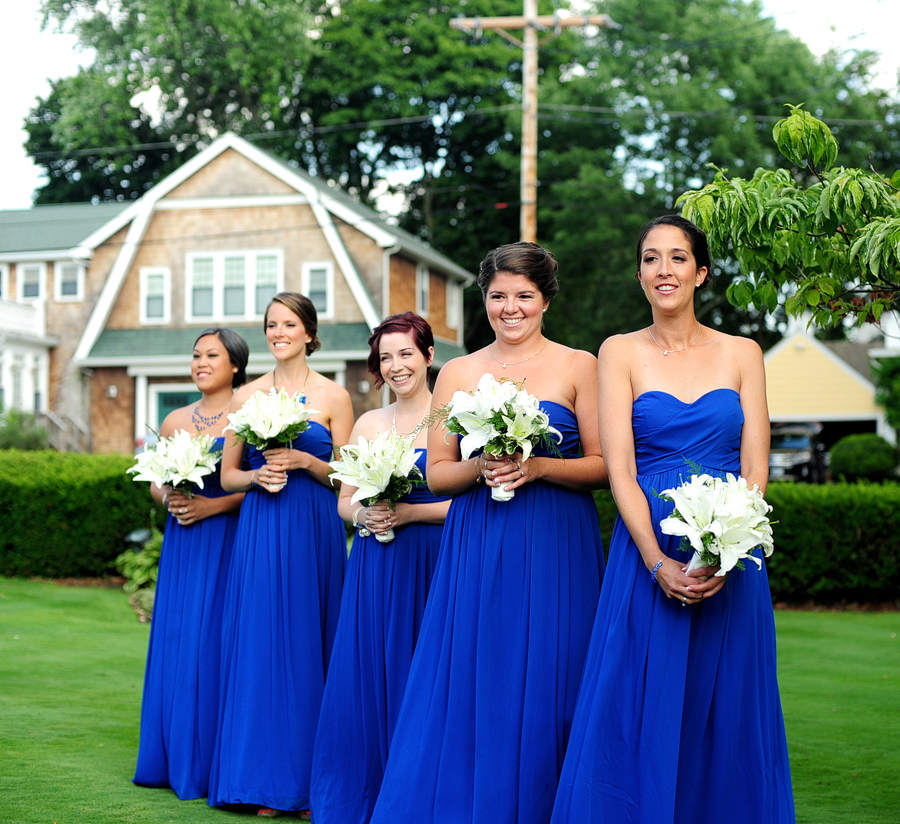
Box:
xmin=0 ymin=264 xmax=8 ymax=301
xmin=74 ymin=198 xmax=157 ymax=362
xmin=154 ymin=194 xmax=309 ymax=211
xmin=53 ymin=260 xmax=86 ymax=303
xmin=307 ymin=195 xmax=381 ymax=329
xmin=0 ymin=249 xmax=82 ymax=264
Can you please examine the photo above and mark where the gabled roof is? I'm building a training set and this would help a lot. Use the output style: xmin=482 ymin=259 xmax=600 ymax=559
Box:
xmin=71 ymin=132 xmax=473 ymax=363
xmin=0 ymin=202 xmax=128 ymax=256
xmin=765 ymin=331 xmax=876 ymax=393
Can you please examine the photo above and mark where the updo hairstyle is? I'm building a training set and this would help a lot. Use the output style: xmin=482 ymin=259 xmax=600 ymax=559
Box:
xmin=477 ymin=241 xmax=560 ymax=301
xmin=264 ymin=292 xmax=322 ymax=355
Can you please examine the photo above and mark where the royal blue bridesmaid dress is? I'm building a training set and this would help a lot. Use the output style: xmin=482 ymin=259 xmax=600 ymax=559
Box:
xmin=550 ymin=389 xmax=795 ymax=824
xmin=368 ymin=402 xmax=605 ymax=824
xmin=207 ymin=423 xmax=345 ymax=811
xmin=133 ymin=437 xmax=239 ymax=799
xmin=310 ymin=450 xmax=448 ymax=824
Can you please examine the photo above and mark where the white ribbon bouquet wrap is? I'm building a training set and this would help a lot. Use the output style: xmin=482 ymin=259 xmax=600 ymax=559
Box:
xmin=127 ymin=429 xmax=222 ymax=496
xmin=659 ymin=472 xmax=775 ymax=575
xmin=438 ymin=373 xmax=562 ymax=502
xmin=329 ymin=430 xmax=424 ymax=543
xmin=223 ymin=387 xmax=319 ymax=454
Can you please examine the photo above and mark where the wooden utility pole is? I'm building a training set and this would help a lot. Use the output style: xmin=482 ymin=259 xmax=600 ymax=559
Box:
xmin=451 ymin=4 xmax=618 ymax=242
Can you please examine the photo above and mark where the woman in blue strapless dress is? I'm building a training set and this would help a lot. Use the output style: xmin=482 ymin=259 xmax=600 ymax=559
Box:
xmin=133 ymin=327 xmax=249 ymax=799
xmin=208 ymin=293 xmax=354 ymax=816
xmin=369 ymin=243 xmax=606 ymax=824
xmin=551 ymin=216 xmax=794 ymax=823
xmin=310 ymin=313 xmax=451 ymax=824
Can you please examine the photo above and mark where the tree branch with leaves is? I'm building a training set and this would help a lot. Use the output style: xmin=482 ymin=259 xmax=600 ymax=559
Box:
xmin=677 ymin=104 xmax=900 ymax=330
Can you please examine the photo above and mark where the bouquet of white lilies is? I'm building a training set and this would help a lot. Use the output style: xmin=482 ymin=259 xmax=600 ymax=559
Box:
xmin=127 ymin=429 xmax=222 ymax=495
xmin=438 ymin=372 xmax=561 ymax=501
xmin=224 ymin=387 xmax=318 ymax=452
xmin=329 ymin=430 xmax=424 ymax=543
xmin=659 ymin=472 xmax=775 ymax=576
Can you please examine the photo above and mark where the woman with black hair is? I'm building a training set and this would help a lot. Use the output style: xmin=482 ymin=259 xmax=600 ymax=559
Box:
xmin=550 ymin=216 xmax=794 ymax=823
xmin=133 ymin=327 xmax=249 ymax=799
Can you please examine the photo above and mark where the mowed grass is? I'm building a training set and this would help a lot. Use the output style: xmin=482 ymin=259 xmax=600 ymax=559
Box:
xmin=777 ymin=609 xmax=900 ymax=823
xmin=0 ymin=576 xmax=897 ymax=824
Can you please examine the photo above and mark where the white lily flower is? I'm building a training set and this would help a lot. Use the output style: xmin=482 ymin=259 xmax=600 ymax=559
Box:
xmin=660 ymin=471 xmax=775 ymax=575
xmin=328 ymin=430 xmax=423 ymax=509
xmin=127 ymin=429 xmax=222 ymax=492
xmin=224 ymin=387 xmax=319 ymax=451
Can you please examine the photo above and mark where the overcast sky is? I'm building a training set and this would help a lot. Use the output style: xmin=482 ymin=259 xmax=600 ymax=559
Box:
xmin=0 ymin=0 xmax=897 ymax=211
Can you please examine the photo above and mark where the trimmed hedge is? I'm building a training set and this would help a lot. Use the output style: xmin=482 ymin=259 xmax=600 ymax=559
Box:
xmin=594 ymin=482 xmax=900 ymax=604
xmin=829 ymin=433 xmax=898 ymax=482
xmin=0 ymin=450 xmax=165 ymax=578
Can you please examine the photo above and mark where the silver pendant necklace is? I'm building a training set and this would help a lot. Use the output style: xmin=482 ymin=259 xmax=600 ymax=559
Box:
xmin=647 ymin=323 xmax=701 ymax=356
xmin=488 ymin=339 xmax=548 ymax=369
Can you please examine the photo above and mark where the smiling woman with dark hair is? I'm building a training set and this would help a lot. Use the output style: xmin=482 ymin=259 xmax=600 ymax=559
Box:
xmin=369 ymin=243 xmax=607 ymax=824
xmin=208 ymin=293 xmax=353 ymax=817
xmin=132 ymin=327 xmax=248 ymax=800
xmin=550 ymin=216 xmax=794 ymax=823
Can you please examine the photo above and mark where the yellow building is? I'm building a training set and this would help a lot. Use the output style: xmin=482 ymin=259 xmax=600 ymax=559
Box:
xmin=764 ymin=330 xmax=893 ymax=446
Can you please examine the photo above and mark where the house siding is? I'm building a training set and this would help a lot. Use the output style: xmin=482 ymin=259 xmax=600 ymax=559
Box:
xmin=167 ymin=148 xmax=296 ymax=198
xmin=766 ymin=334 xmax=881 ymax=417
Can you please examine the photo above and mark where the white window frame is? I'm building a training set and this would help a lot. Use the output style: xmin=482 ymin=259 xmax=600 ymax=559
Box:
xmin=53 ymin=260 xmax=86 ymax=303
xmin=184 ymin=249 xmax=284 ymax=323
xmin=140 ymin=267 xmax=172 ymax=325
xmin=0 ymin=265 xmax=9 ymax=301
xmin=301 ymin=261 xmax=335 ymax=320
xmin=446 ymin=278 xmax=460 ymax=329
xmin=16 ymin=262 xmax=47 ymax=302
xmin=416 ymin=263 xmax=430 ymax=317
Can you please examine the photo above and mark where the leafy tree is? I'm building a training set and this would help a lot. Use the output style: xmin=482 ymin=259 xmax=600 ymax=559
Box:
xmin=873 ymin=358 xmax=900 ymax=432
xmin=678 ymin=104 xmax=900 ymax=330
xmin=25 ymin=70 xmax=185 ymax=203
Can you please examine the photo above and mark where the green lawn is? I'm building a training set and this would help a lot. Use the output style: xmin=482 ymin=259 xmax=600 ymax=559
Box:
xmin=0 ymin=577 xmax=897 ymax=823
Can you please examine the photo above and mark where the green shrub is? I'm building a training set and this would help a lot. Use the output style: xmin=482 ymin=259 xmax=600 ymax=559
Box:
xmin=829 ymin=433 xmax=898 ymax=482
xmin=594 ymin=482 xmax=900 ymax=604
xmin=0 ymin=450 xmax=166 ymax=577
xmin=114 ymin=528 xmax=162 ymax=594
xmin=0 ymin=410 xmax=49 ymax=450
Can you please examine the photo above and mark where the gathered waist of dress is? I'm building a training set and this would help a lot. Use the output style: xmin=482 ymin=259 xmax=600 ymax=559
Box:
xmin=636 ymin=455 xmax=738 ymax=480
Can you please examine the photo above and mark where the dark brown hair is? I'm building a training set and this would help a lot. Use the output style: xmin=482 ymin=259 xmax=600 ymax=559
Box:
xmin=366 ymin=312 xmax=435 ymax=390
xmin=477 ymin=241 xmax=560 ymax=301
xmin=264 ymin=292 xmax=322 ymax=355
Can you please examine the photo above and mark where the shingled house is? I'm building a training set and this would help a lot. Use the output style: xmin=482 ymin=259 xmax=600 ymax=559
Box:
xmin=0 ymin=133 xmax=473 ymax=452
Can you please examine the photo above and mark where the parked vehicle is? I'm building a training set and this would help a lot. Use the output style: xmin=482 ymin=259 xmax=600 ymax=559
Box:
xmin=769 ymin=424 xmax=828 ymax=483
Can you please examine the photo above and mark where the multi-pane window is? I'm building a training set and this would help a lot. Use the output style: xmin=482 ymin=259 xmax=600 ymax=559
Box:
xmin=191 ymin=257 xmax=215 ymax=317
xmin=186 ymin=250 xmax=283 ymax=321
xmin=256 ymin=255 xmax=279 ymax=315
xmin=301 ymin=262 xmax=334 ymax=319
xmin=140 ymin=268 xmax=171 ymax=324
xmin=18 ymin=264 xmax=44 ymax=300
xmin=56 ymin=262 xmax=83 ymax=301
xmin=416 ymin=263 xmax=430 ymax=317
xmin=446 ymin=279 xmax=460 ymax=329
